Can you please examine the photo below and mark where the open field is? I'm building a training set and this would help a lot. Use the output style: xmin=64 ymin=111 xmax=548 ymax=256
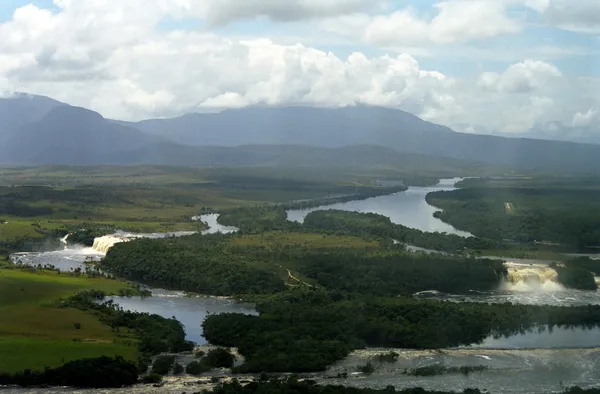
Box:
xmin=0 ymin=269 xmax=138 ymax=373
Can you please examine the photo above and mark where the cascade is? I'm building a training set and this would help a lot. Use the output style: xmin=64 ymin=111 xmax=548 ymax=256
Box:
xmin=503 ymin=262 xmax=564 ymax=292
xmin=60 ymin=234 xmax=70 ymax=249
xmin=92 ymin=230 xmax=198 ymax=254
xmin=92 ymin=234 xmax=134 ymax=254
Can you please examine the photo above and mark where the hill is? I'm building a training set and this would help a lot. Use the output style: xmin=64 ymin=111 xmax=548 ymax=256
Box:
xmin=3 ymin=94 xmax=600 ymax=174
xmin=0 ymin=93 xmax=66 ymax=144
xmin=1 ymin=106 xmax=167 ymax=165
xmin=126 ymin=106 xmax=600 ymax=174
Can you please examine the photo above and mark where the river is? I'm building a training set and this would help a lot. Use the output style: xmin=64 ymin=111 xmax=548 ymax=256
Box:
xmin=286 ymin=178 xmax=473 ymax=237
xmin=10 ymin=217 xmax=252 ymax=346
xmin=6 ymin=187 xmax=600 ymax=393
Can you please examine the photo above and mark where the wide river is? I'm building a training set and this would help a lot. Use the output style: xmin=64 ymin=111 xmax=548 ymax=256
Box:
xmin=7 ymin=182 xmax=600 ymax=393
xmin=287 ymin=178 xmax=472 ymax=237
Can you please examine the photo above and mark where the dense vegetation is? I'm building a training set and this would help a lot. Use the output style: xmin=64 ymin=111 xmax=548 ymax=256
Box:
xmin=203 ymin=289 xmax=600 ymax=372
xmin=61 ymin=291 xmax=194 ymax=359
xmin=101 ymin=236 xmax=286 ymax=295
xmin=100 ymin=226 xmax=507 ymax=297
xmin=427 ymin=186 xmax=600 ymax=251
xmin=553 ymin=264 xmax=598 ymax=291
xmin=206 ymin=378 xmax=485 ymax=394
xmin=0 ymin=356 xmax=138 ymax=388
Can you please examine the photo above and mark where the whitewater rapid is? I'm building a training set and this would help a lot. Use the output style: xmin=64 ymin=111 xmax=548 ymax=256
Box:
xmin=91 ymin=230 xmax=197 ymax=254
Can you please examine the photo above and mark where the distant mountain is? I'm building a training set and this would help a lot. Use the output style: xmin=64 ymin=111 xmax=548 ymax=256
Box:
xmin=0 ymin=102 xmax=476 ymax=170
xmin=4 ymin=94 xmax=600 ymax=175
xmin=1 ymin=106 xmax=168 ymax=165
xmin=122 ymin=106 xmax=454 ymax=147
xmin=123 ymin=106 xmax=600 ymax=175
xmin=0 ymin=93 xmax=66 ymax=143
xmin=494 ymin=124 xmax=600 ymax=146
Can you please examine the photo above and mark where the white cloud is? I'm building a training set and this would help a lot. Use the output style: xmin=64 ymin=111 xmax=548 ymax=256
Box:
xmin=197 ymin=0 xmax=387 ymax=25
xmin=542 ymin=0 xmax=600 ymax=33
xmin=572 ymin=108 xmax=599 ymax=127
xmin=323 ymin=0 xmax=522 ymax=46
xmin=0 ymin=1 xmax=597 ymax=139
xmin=477 ymin=60 xmax=562 ymax=93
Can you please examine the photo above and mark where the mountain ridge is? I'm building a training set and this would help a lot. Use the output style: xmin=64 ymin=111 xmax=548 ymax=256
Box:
xmin=2 ymin=93 xmax=600 ymax=175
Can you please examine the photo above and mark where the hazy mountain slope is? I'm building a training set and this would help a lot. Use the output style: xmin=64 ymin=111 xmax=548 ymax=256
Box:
xmin=0 ymin=93 xmax=66 ymax=143
xmin=125 ymin=106 xmax=600 ymax=174
xmin=112 ymin=144 xmax=483 ymax=169
xmin=125 ymin=106 xmax=453 ymax=147
xmin=2 ymin=106 xmax=168 ymax=165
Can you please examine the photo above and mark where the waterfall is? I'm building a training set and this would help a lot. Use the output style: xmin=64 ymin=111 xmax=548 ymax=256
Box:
xmin=502 ymin=262 xmax=564 ymax=292
xmin=92 ymin=230 xmax=198 ymax=254
xmin=92 ymin=235 xmax=133 ymax=254
xmin=60 ymin=234 xmax=70 ymax=250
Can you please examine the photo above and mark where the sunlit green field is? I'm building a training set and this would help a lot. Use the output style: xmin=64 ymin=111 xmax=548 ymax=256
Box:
xmin=0 ymin=269 xmax=138 ymax=374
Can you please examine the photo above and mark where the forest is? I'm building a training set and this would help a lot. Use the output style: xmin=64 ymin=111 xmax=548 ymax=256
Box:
xmin=100 ymin=229 xmax=508 ymax=297
xmin=203 ymin=289 xmax=600 ymax=372
xmin=427 ymin=186 xmax=600 ymax=251
xmin=203 ymin=378 xmax=595 ymax=394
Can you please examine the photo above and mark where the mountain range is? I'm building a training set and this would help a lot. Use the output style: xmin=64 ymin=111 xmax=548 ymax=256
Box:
xmin=1 ymin=93 xmax=599 ymax=175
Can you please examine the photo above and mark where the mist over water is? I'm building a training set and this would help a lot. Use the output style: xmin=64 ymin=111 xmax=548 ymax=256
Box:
xmin=92 ymin=230 xmax=197 ymax=254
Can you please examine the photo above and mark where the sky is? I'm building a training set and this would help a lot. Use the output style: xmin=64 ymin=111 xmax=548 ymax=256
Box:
xmin=0 ymin=0 xmax=599 ymax=138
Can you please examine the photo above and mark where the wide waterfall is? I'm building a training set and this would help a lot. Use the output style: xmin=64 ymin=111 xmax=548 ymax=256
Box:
xmin=92 ymin=234 xmax=134 ymax=254
xmin=503 ymin=262 xmax=564 ymax=292
xmin=92 ymin=230 xmax=197 ymax=254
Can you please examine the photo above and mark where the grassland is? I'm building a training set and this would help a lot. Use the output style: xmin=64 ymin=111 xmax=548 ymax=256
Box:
xmin=0 ymin=269 xmax=138 ymax=374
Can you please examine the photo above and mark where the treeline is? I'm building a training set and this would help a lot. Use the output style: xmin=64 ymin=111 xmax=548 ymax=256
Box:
xmin=62 ymin=291 xmax=193 ymax=367
xmin=218 ymin=206 xmax=300 ymax=233
xmin=293 ymin=251 xmax=505 ymax=296
xmin=66 ymin=224 xmax=117 ymax=246
xmin=302 ymin=210 xmax=502 ymax=254
xmin=0 ymin=356 xmax=138 ymax=388
xmin=279 ymin=185 xmax=407 ymax=211
xmin=204 ymin=289 xmax=600 ymax=373
xmin=100 ymin=236 xmax=286 ymax=295
xmin=99 ymin=222 xmax=508 ymax=297
xmin=427 ymin=187 xmax=600 ymax=251
xmin=207 ymin=378 xmax=484 ymax=394
xmin=550 ymin=257 xmax=600 ymax=291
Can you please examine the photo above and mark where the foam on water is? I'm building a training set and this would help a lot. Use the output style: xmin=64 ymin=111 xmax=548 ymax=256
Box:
xmin=502 ymin=262 xmax=565 ymax=292
xmin=92 ymin=230 xmax=197 ymax=254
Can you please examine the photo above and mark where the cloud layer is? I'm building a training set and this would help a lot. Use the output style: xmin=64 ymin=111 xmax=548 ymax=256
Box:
xmin=0 ymin=0 xmax=597 ymax=138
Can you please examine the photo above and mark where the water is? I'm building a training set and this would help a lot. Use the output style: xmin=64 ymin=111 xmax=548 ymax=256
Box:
xmin=92 ymin=230 xmax=197 ymax=253
xmin=192 ymin=214 xmax=239 ymax=235
xmin=321 ymin=347 xmax=600 ymax=394
xmin=469 ymin=326 xmax=600 ymax=349
xmin=106 ymin=289 xmax=257 ymax=344
xmin=10 ymin=241 xmax=256 ymax=344
xmin=419 ymin=260 xmax=600 ymax=306
xmin=10 ymin=247 xmax=104 ymax=272
xmin=286 ymin=178 xmax=473 ymax=237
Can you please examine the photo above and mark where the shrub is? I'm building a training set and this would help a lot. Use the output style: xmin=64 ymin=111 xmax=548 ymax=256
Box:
xmin=141 ymin=373 xmax=163 ymax=384
xmin=151 ymin=355 xmax=175 ymax=375
xmin=186 ymin=361 xmax=210 ymax=375
xmin=204 ymin=348 xmax=235 ymax=369
xmin=173 ymin=363 xmax=184 ymax=375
